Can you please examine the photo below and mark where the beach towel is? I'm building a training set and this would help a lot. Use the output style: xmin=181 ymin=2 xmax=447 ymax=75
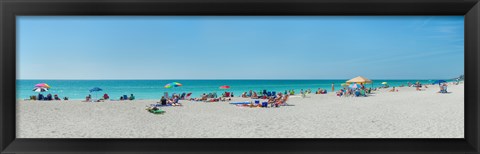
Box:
xmin=229 ymin=102 xmax=251 ymax=105
xmin=148 ymin=109 xmax=166 ymax=114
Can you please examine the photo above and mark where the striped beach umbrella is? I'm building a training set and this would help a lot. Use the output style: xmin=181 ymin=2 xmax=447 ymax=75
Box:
xmin=33 ymin=87 xmax=48 ymax=93
xmin=35 ymin=83 xmax=51 ymax=89
xmin=164 ymin=82 xmax=182 ymax=88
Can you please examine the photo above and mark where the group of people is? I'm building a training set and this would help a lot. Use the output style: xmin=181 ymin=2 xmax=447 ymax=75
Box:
xmin=238 ymin=92 xmax=290 ymax=108
xmin=267 ymin=93 xmax=290 ymax=107
xmin=191 ymin=92 xmax=232 ymax=102
xmin=83 ymin=93 xmax=135 ymax=102
xmin=31 ymin=93 xmax=68 ymax=101
xmin=336 ymin=87 xmax=372 ymax=97
xmin=158 ymin=95 xmax=182 ymax=106
xmin=315 ymin=88 xmax=328 ymax=94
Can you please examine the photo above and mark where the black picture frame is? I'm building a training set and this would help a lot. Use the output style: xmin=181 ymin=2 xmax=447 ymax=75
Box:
xmin=1 ymin=0 xmax=479 ymax=153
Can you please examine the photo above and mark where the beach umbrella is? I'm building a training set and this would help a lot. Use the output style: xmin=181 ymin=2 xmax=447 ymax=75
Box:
xmin=89 ymin=87 xmax=103 ymax=100
xmin=164 ymin=82 xmax=182 ymax=88
xmin=33 ymin=87 xmax=48 ymax=92
xmin=89 ymin=87 xmax=102 ymax=93
xmin=35 ymin=83 xmax=51 ymax=89
xmin=349 ymin=83 xmax=360 ymax=89
xmin=432 ymin=80 xmax=447 ymax=85
xmin=381 ymin=82 xmax=388 ymax=85
xmin=346 ymin=76 xmax=372 ymax=84
xmin=346 ymin=76 xmax=373 ymax=89
xmin=219 ymin=85 xmax=230 ymax=89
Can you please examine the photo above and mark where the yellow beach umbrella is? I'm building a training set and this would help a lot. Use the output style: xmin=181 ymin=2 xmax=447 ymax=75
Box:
xmin=346 ymin=76 xmax=372 ymax=84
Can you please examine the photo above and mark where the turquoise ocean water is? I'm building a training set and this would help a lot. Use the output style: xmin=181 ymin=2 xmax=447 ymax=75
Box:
xmin=17 ymin=79 xmax=448 ymax=100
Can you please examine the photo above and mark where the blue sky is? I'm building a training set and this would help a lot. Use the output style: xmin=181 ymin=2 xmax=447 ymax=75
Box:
xmin=17 ymin=16 xmax=464 ymax=80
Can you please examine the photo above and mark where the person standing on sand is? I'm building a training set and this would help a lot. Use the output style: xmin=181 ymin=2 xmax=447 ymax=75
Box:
xmin=331 ymin=83 xmax=335 ymax=92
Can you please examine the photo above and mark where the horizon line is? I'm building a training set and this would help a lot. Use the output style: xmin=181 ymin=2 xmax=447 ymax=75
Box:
xmin=16 ymin=78 xmax=455 ymax=80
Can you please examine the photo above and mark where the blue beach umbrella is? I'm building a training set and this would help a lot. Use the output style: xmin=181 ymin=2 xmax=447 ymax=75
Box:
xmin=432 ymin=80 xmax=447 ymax=85
xmin=349 ymin=83 xmax=360 ymax=89
xmin=89 ymin=87 xmax=103 ymax=92
xmin=89 ymin=87 xmax=103 ymax=100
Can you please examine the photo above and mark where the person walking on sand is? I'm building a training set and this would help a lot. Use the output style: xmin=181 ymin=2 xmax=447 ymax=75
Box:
xmin=331 ymin=82 xmax=335 ymax=92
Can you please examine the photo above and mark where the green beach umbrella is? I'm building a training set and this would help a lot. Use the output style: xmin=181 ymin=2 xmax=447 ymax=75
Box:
xmin=381 ymin=82 xmax=388 ymax=85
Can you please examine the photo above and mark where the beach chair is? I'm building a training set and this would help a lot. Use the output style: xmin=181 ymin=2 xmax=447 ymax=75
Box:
xmin=123 ymin=95 xmax=128 ymax=100
xmin=180 ymin=93 xmax=186 ymax=100
xmin=272 ymin=91 xmax=276 ymax=96
xmin=185 ymin=93 xmax=192 ymax=99
xmin=225 ymin=92 xmax=230 ymax=97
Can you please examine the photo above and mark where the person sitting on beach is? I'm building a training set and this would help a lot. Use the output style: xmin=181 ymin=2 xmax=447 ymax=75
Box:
xmin=389 ymin=87 xmax=398 ymax=92
xmin=360 ymin=89 xmax=366 ymax=97
xmin=129 ymin=94 xmax=135 ymax=100
xmin=54 ymin=94 xmax=61 ymax=100
xmin=46 ymin=94 xmax=53 ymax=100
xmin=440 ymin=83 xmax=448 ymax=93
xmin=37 ymin=93 xmax=44 ymax=101
xmin=63 ymin=97 xmax=68 ymax=100
xmin=159 ymin=96 xmax=167 ymax=105
xmin=273 ymin=95 xmax=282 ymax=106
xmin=241 ymin=92 xmax=247 ymax=98
xmin=267 ymin=97 xmax=275 ymax=107
xmin=201 ymin=93 xmax=208 ymax=101
xmin=86 ymin=95 xmax=92 ymax=102
xmin=276 ymin=94 xmax=289 ymax=106
xmin=354 ymin=90 xmax=360 ymax=97
xmin=120 ymin=96 xmax=124 ymax=101
xmin=103 ymin=93 xmax=110 ymax=100
xmin=251 ymin=92 xmax=258 ymax=99
xmin=172 ymin=96 xmax=181 ymax=106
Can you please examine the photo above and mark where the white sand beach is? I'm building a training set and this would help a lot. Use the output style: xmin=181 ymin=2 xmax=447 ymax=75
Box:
xmin=16 ymin=83 xmax=464 ymax=138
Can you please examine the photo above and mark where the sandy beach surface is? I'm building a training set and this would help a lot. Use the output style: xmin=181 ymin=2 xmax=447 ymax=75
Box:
xmin=17 ymin=83 xmax=464 ymax=138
